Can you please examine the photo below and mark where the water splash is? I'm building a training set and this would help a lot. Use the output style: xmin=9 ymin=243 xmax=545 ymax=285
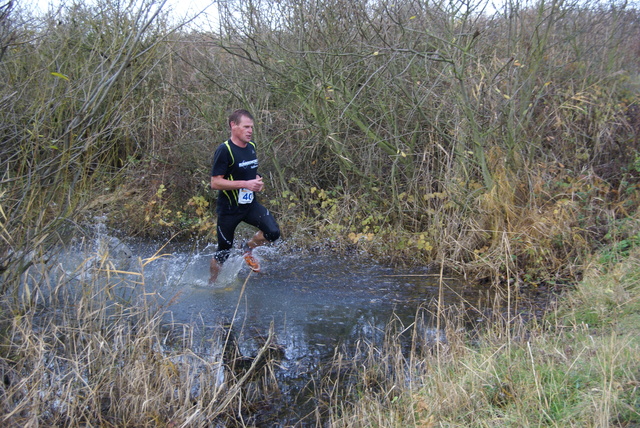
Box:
xmin=208 ymin=254 xmax=246 ymax=289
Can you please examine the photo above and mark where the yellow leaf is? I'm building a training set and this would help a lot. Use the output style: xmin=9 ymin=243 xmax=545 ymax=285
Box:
xmin=50 ymin=72 xmax=70 ymax=81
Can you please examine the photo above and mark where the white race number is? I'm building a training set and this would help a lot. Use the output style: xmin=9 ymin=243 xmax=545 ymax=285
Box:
xmin=238 ymin=188 xmax=254 ymax=204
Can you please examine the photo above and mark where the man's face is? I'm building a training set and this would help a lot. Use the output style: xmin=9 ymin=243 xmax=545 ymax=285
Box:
xmin=231 ymin=115 xmax=254 ymax=145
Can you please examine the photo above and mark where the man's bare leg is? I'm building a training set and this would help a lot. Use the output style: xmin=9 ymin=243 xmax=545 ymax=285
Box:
xmin=246 ymin=230 xmax=268 ymax=249
xmin=243 ymin=231 xmax=267 ymax=272
xmin=209 ymin=257 xmax=221 ymax=284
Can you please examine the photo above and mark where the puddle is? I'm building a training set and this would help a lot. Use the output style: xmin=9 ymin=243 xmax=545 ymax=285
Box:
xmin=44 ymin=234 xmax=548 ymax=426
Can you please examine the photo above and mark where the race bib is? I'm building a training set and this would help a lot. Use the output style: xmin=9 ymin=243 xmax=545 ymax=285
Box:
xmin=238 ymin=188 xmax=254 ymax=204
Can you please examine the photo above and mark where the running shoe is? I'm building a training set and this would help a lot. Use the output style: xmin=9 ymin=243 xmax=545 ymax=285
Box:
xmin=242 ymin=244 xmax=261 ymax=272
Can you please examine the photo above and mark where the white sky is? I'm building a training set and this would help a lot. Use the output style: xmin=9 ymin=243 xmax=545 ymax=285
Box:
xmin=31 ymin=0 xmax=218 ymax=28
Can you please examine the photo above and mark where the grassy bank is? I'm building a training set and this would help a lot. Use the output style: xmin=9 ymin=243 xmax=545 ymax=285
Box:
xmin=322 ymin=240 xmax=640 ymax=427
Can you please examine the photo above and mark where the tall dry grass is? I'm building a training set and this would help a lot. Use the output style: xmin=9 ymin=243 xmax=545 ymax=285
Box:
xmin=4 ymin=0 xmax=637 ymax=284
xmin=0 ymin=2 xmax=279 ymax=424
xmin=321 ymin=243 xmax=640 ymax=426
xmin=0 ymin=245 xmax=283 ymax=426
xmin=0 ymin=0 xmax=173 ymax=285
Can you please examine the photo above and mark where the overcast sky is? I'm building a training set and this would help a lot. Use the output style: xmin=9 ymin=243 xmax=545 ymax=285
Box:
xmin=31 ymin=0 xmax=218 ymax=27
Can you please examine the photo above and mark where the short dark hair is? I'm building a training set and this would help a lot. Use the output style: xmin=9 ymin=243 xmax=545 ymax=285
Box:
xmin=229 ymin=109 xmax=254 ymax=127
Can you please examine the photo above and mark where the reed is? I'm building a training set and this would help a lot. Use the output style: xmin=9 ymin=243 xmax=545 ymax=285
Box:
xmin=0 ymin=0 xmax=174 ymax=285
xmin=321 ymin=247 xmax=640 ymax=427
xmin=3 ymin=0 xmax=639 ymax=279
xmin=0 ymin=2 xmax=277 ymax=425
xmin=0 ymin=244 xmax=285 ymax=426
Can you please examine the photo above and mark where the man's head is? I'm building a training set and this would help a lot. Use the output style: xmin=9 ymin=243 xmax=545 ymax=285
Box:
xmin=229 ymin=109 xmax=254 ymax=128
xmin=229 ymin=109 xmax=254 ymax=145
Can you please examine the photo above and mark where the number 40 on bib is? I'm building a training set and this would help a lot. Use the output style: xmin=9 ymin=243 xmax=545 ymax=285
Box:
xmin=238 ymin=188 xmax=254 ymax=204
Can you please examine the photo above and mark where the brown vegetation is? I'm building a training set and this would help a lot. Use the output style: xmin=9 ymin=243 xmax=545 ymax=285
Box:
xmin=0 ymin=0 xmax=639 ymax=425
xmin=1 ymin=0 xmax=639 ymax=284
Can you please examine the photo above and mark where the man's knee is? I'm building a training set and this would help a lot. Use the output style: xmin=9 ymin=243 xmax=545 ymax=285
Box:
xmin=264 ymin=226 xmax=280 ymax=242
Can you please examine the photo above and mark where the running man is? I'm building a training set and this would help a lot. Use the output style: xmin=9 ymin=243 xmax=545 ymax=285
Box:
xmin=209 ymin=109 xmax=280 ymax=283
